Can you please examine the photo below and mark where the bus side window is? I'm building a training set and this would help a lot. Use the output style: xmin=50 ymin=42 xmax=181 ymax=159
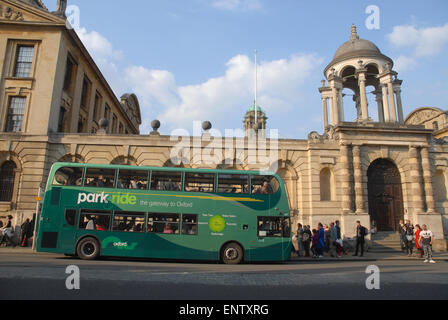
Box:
xmin=79 ymin=209 xmax=111 ymax=231
xmin=113 ymin=212 xmax=145 ymax=232
xmin=148 ymin=213 xmax=180 ymax=235
xmin=184 ymin=172 xmax=214 ymax=193
xmin=150 ymin=171 xmax=182 ymax=191
xmin=182 ymin=214 xmax=198 ymax=235
xmin=117 ymin=170 xmax=149 ymax=190
xmin=85 ymin=168 xmax=116 ymax=188
xmin=217 ymin=174 xmax=248 ymax=194
xmin=52 ymin=167 xmax=83 ymax=186
xmin=251 ymin=176 xmax=279 ymax=195
xmin=257 ymin=217 xmax=285 ymax=238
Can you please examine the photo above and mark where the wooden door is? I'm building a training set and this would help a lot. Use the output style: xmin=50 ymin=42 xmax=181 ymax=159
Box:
xmin=367 ymin=159 xmax=404 ymax=232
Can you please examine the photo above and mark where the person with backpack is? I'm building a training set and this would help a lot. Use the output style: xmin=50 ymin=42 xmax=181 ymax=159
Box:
xmin=353 ymin=221 xmax=368 ymax=257
xmin=302 ymin=225 xmax=312 ymax=257
xmin=296 ymin=223 xmax=304 ymax=257
xmin=404 ymin=220 xmax=415 ymax=256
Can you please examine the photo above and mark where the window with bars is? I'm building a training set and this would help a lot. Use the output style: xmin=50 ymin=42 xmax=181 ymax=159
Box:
xmin=5 ymin=97 xmax=26 ymax=132
xmin=0 ymin=161 xmax=17 ymax=202
xmin=14 ymin=46 xmax=34 ymax=78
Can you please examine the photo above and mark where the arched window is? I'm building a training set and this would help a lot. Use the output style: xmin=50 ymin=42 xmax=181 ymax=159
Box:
xmin=0 ymin=161 xmax=17 ymax=202
xmin=320 ymin=168 xmax=333 ymax=201
xmin=434 ymin=169 xmax=447 ymax=202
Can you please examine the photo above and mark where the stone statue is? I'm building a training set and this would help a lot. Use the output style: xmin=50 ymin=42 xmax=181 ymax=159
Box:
xmin=56 ymin=0 xmax=67 ymax=17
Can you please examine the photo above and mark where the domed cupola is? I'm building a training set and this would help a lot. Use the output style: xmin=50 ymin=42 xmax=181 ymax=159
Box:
xmin=319 ymin=25 xmax=404 ymax=129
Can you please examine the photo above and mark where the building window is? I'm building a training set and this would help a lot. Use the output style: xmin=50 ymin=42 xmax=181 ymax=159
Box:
xmin=104 ymin=104 xmax=111 ymax=120
xmin=93 ymin=92 xmax=101 ymax=122
xmin=0 ymin=161 xmax=17 ymax=202
xmin=80 ymin=76 xmax=91 ymax=110
xmin=58 ymin=106 xmax=67 ymax=133
xmin=320 ymin=168 xmax=333 ymax=201
xmin=5 ymin=97 xmax=26 ymax=132
xmin=63 ymin=54 xmax=77 ymax=94
xmin=14 ymin=45 xmax=34 ymax=78
xmin=112 ymin=114 xmax=117 ymax=133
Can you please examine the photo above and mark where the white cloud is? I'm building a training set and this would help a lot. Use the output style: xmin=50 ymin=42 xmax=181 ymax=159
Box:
xmin=76 ymin=27 xmax=124 ymax=61
xmin=210 ymin=0 xmax=262 ymax=11
xmin=387 ymin=23 xmax=448 ymax=57
xmin=394 ymin=55 xmax=417 ymax=72
xmin=125 ymin=53 xmax=323 ymax=133
xmin=75 ymin=27 xmax=323 ymax=135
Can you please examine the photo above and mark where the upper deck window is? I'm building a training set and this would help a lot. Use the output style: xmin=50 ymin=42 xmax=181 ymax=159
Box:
xmin=251 ymin=175 xmax=280 ymax=194
xmin=52 ymin=167 xmax=83 ymax=186
xmin=217 ymin=174 xmax=249 ymax=194
xmin=150 ymin=171 xmax=182 ymax=191
xmin=84 ymin=168 xmax=116 ymax=188
xmin=117 ymin=169 xmax=149 ymax=190
xmin=184 ymin=172 xmax=215 ymax=193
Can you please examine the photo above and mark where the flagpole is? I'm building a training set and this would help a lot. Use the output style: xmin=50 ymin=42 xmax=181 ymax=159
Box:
xmin=254 ymin=50 xmax=258 ymax=128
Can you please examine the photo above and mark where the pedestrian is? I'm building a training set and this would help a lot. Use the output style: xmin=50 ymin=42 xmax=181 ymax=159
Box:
xmin=404 ymin=220 xmax=414 ymax=256
xmin=329 ymin=222 xmax=338 ymax=258
xmin=353 ymin=221 xmax=368 ymax=257
xmin=317 ymin=223 xmax=325 ymax=258
xmin=0 ymin=215 xmax=14 ymax=247
xmin=20 ymin=218 xmax=32 ymax=247
xmin=297 ymin=223 xmax=304 ymax=257
xmin=324 ymin=224 xmax=331 ymax=253
xmin=419 ymin=225 xmax=435 ymax=263
xmin=335 ymin=220 xmax=345 ymax=257
xmin=302 ymin=225 xmax=312 ymax=257
xmin=399 ymin=219 xmax=405 ymax=251
xmin=311 ymin=229 xmax=319 ymax=258
xmin=414 ymin=224 xmax=423 ymax=258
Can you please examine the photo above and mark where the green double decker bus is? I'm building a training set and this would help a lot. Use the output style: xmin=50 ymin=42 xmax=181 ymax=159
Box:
xmin=36 ymin=163 xmax=291 ymax=264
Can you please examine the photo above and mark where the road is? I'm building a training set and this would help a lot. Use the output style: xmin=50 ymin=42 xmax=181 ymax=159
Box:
xmin=0 ymin=251 xmax=447 ymax=300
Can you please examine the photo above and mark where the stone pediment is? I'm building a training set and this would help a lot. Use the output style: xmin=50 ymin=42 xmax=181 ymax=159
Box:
xmin=0 ymin=0 xmax=65 ymax=24
xmin=405 ymin=107 xmax=446 ymax=126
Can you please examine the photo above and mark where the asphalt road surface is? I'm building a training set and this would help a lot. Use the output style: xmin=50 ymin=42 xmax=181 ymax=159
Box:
xmin=0 ymin=252 xmax=447 ymax=300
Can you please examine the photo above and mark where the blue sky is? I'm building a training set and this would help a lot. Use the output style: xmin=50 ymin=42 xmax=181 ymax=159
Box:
xmin=44 ymin=0 xmax=448 ymax=137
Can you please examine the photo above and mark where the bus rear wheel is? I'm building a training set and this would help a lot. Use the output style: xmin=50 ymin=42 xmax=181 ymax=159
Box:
xmin=77 ymin=237 xmax=100 ymax=260
xmin=221 ymin=242 xmax=244 ymax=265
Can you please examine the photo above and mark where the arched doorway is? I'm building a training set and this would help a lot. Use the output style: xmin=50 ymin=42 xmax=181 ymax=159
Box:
xmin=367 ymin=159 xmax=404 ymax=231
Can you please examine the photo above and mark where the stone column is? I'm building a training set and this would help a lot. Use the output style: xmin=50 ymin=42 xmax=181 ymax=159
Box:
xmin=332 ymin=87 xmax=340 ymax=124
xmin=387 ymin=81 xmax=397 ymax=122
xmin=381 ymin=84 xmax=390 ymax=122
xmin=340 ymin=143 xmax=353 ymax=213
xmin=353 ymin=145 xmax=365 ymax=213
xmin=374 ymin=90 xmax=385 ymax=122
xmin=395 ymin=88 xmax=404 ymax=124
xmin=358 ymin=73 xmax=369 ymax=121
xmin=409 ymin=146 xmax=425 ymax=213
xmin=421 ymin=147 xmax=436 ymax=213
xmin=322 ymin=98 xmax=329 ymax=129
xmin=338 ymin=90 xmax=344 ymax=122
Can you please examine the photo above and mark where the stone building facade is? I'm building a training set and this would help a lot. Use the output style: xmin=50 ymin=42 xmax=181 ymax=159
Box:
xmin=0 ymin=1 xmax=447 ymax=249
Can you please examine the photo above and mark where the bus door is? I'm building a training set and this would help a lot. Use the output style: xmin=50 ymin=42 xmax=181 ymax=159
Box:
xmin=254 ymin=216 xmax=286 ymax=261
xmin=59 ymin=208 xmax=78 ymax=252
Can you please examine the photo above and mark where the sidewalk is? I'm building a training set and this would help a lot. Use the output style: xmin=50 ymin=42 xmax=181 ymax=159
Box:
xmin=1 ymin=246 xmax=447 ymax=262
xmin=290 ymin=251 xmax=448 ymax=262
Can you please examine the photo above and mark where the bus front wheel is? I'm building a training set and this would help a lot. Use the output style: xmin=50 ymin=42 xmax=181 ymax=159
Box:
xmin=221 ymin=242 xmax=244 ymax=265
xmin=77 ymin=237 xmax=100 ymax=260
